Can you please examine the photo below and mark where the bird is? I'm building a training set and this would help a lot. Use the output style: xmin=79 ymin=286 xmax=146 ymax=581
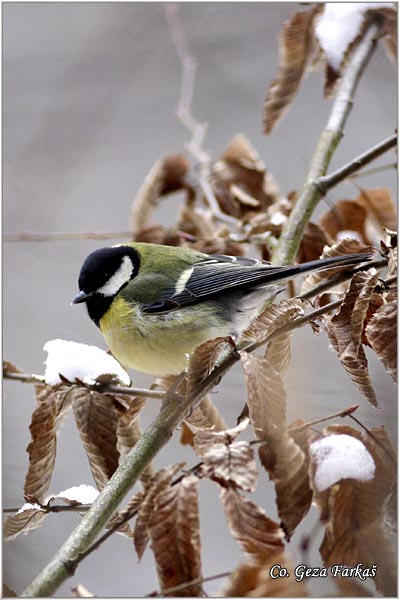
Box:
xmin=72 ymin=242 xmax=372 ymax=376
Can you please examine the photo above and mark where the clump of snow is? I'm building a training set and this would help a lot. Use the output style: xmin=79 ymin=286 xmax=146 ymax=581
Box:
xmin=310 ymin=434 xmax=375 ymax=492
xmin=17 ymin=502 xmax=44 ymax=515
xmin=43 ymin=339 xmax=130 ymax=386
xmin=314 ymin=3 xmax=393 ymax=72
xmin=54 ymin=484 xmax=99 ymax=505
xmin=336 ymin=230 xmax=364 ymax=243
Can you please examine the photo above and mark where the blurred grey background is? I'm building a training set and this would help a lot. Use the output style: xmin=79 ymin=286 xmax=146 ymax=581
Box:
xmin=3 ymin=3 xmax=397 ymax=597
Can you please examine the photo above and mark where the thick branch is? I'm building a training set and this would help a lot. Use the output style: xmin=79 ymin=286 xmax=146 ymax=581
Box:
xmin=272 ymin=19 xmax=382 ymax=267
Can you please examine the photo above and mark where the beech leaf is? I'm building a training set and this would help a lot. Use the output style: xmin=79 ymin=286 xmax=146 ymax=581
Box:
xmin=263 ymin=7 xmax=319 ymax=134
xmin=366 ymin=298 xmax=397 ymax=382
xmin=3 ymin=504 xmax=47 ymax=541
xmin=24 ymin=384 xmax=73 ymax=501
xmin=324 ymin=269 xmax=380 ymax=406
xmin=240 ymin=351 xmax=286 ymax=439
xmin=221 ymin=488 xmax=284 ymax=562
xmin=312 ymin=425 xmax=396 ymax=596
xmin=71 ymin=387 xmax=120 ymax=490
xmin=134 ymin=463 xmax=184 ymax=560
xmin=187 ymin=337 xmax=234 ymax=396
xmin=148 ymin=475 xmax=202 ymax=597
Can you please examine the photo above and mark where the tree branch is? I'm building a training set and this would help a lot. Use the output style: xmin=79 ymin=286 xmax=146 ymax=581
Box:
xmin=317 ymin=133 xmax=397 ymax=193
xmin=272 ymin=19 xmax=383 ymax=267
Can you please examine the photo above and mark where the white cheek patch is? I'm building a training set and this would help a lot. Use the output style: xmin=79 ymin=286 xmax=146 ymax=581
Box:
xmin=98 ymin=256 xmax=133 ymax=297
xmin=174 ymin=266 xmax=194 ymax=295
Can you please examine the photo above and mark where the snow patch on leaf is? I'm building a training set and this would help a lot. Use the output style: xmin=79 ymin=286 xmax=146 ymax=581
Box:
xmin=310 ymin=434 xmax=375 ymax=492
xmin=314 ymin=3 xmax=393 ymax=71
xmin=43 ymin=339 xmax=130 ymax=386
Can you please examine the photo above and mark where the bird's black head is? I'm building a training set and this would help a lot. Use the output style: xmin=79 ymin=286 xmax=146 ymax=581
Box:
xmin=72 ymin=245 xmax=140 ymax=325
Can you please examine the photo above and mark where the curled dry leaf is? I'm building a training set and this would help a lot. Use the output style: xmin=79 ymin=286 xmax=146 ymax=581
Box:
xmin=324 ymin=269 xmax=380 ymax=406
xmin=134 ymin=224 xmax=184 ymax=246
xmin=221 ymin=553 xmax=309 ymax=597
xmin=3 ymin=504 xmax=47 ymax=541
xmin=184 ymin=394 xmax=227 ymax=432
xmin=148 ymin=475 xmax=202 ymax=597
xmin=131 ymin=154 xmax=191 ymax=232
xmin=187 ymin=336 xmax=235 ymax=397
xmin=312 ymin=424 xmax=396 ymax=596
xmin=241 ymin=298 xmax=304 ymax=376
xmin=221 ymin=488 xmax=284 ymax=563
xmin=259 ymin=431 xmax=313 ymax=540
xmin=366 ymin=297 xmax=397 ymax=381
xmin=71 ymin=387 xmax=120 ymax=490
xmin=3 ymin=584 xmax=17 ymax=598
xmin=24 ymin=384 xmax=73 ymax=501
xmin=263 ymin=6 xmax=319 ymax=134
xmin=356 ymin=187 xmax=397 ymax=237
xmin=300 ymin=238 xmax=371 ymax=295
xmin=133 ymin=463 xmax=185 ymax=560
xmin=240 ymin=351 xmax=286 ymax=439
xmin=297 ymin=222 xmax=329 ymax=263
xmin=210 ymin=134 xmax=279 ymax=220
xmin=319 ymin=199 xmax=368 ymax=244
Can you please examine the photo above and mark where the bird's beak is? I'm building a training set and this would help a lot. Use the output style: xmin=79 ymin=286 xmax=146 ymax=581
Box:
xmin=71 ymin=290 xmax=93 ymax=305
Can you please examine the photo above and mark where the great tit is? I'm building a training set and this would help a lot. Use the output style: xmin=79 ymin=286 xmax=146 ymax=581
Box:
xmin=72 ymin=242 xmax=371 ymax=376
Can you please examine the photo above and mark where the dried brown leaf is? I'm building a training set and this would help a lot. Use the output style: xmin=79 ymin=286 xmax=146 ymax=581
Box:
xmin=241 ymin=299 xmax=304 ymax=378
xmin=71 ymin=388 xmax=120 ymax=490
xmin=221 ymin=488 xmax=284 ymax=562
xmin=259 ymin=431 xmax=313 ymax=540
xmin=312 ymin=425 xmax=396 ymax=596
xmin=148 ymin=475 xmax=202 ymax=597
xmin=263 ymin=7 xmax=319 ymax=134
xmin=297 ymin=221 xmax=329 ymax=263
xmin=324 ymin=269 xmax=380 ymax=406
xmin=187 ymin=337 xmax=234 ymax=396
xmin=182 ymin=394 xmax=227 ymax=444
xmin=221 ymin=554 xmax=309 ymax=597
xmin=24 ymin=384 xmax=73 ymax=501
xmin=366 ymin=297 xmax=397 ymax=381
xmin=319 ymin=199 xmax=368 ymax=244
xmin=211 ymin=134 xmax=279 ymax=220
xmin=131 ymin=154 xmax=190 ymax=231
xmin=356 ymin=187 xmax=397 ymax=234
xmin=3 ymin=505 xmax=47 ymax=541
xmin=106 ymin=491 xmax=144 ymax=539
xmin=300 ymin=238 xmax=371 ymax=294
xmin=240 ymin=351 xmax=286 ymax=439
xmin=133 ymin=463 xmax=184 ymax=560
xmin=200 ymin=440 xmax=258 ymax=492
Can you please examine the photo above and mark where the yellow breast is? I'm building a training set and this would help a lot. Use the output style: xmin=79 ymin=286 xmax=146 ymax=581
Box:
xmin=99 ymin=296 xmax=229 ymax=376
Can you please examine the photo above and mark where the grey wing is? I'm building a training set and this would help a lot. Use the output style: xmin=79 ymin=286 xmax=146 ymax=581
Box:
xmin=141 ymin=254 xmax=282 ymax=314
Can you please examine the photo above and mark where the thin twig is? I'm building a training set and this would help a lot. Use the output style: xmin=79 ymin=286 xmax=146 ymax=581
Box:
xmin=3 ymin=372 xmax=165 ymax=399
xmin=146 ymin=570 xmax=232 ymax=597
xmin=3 ymin=504 xmax=91 ymax=514
xmin=288 ymin=405 xmax=359 ymax=433
xmin=3 ymin=231 xmax=134 ymax=242
xmin=317 ymin=133 xmax=397 ymax=193
xmin=349 ymin=162 xmax=397 ymax=180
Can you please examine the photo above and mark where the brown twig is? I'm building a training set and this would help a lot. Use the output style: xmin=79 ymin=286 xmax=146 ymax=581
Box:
xmin=145 ymin=570 xmax=232 ymax=597
xmin=3 ymin=231 xmax=134 ymax=242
